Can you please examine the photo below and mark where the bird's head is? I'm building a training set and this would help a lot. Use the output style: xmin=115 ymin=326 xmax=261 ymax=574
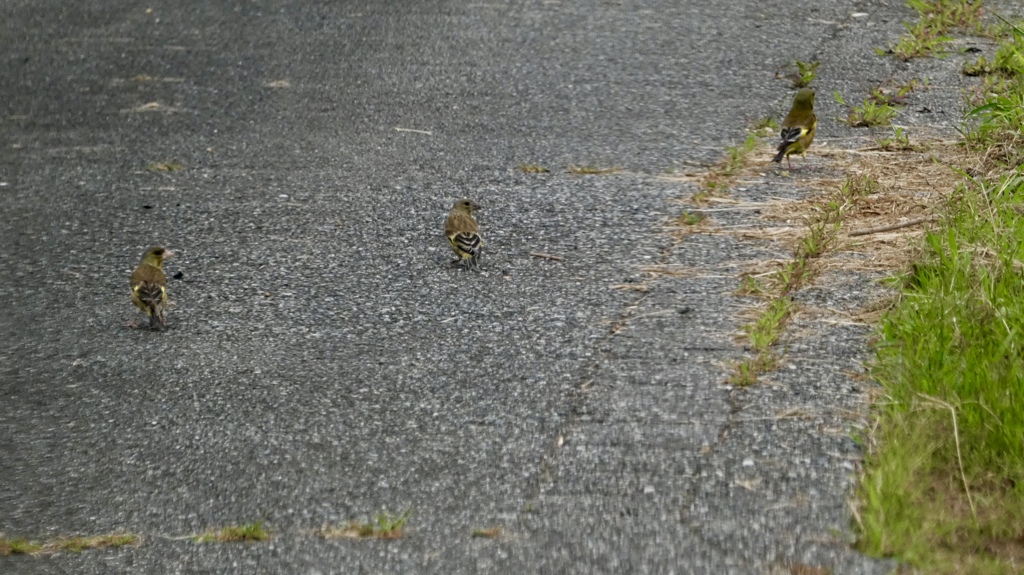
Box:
xmin=793 ymin=88 xmax=815 ymax=110
xmin=453 ymin=198 xmax=481 ymax=213
xmin=140 ymin=246 xmax=173 ymax=268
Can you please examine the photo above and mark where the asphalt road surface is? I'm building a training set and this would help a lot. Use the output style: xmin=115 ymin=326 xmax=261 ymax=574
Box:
xmin=0 ymin=0 xmax=936 ymax=573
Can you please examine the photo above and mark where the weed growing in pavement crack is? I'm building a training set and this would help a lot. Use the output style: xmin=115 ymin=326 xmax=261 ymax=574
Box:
xmin=193 ymin=522 xmax=270 ymax=543
xmin=317 ymin=508 xmax=411 ymax=539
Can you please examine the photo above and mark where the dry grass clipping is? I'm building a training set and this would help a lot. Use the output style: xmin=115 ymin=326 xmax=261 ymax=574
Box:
xmin=721 ymin=141 xmax=970 ymax=274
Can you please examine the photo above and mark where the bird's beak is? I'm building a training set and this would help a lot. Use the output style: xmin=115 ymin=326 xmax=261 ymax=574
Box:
xmin=164 ymin=250 xmax=176 ymax=259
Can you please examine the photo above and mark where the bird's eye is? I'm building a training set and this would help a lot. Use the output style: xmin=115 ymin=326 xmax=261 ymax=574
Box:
xmin=153 ymin=249 xmax=163 ymax=256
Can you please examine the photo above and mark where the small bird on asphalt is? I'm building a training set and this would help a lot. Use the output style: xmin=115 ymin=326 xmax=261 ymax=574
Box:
xmin=130 ymin=246 xmax=173 ymax=329
xmin=773 ymin=88 xmax=817 ymax=169
xmin=444 ymin=198 xmax=483 ymax=270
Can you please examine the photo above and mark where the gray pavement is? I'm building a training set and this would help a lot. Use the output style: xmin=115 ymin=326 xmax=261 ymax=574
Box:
xmin=0 ymin=0 xmax=971 ymax=572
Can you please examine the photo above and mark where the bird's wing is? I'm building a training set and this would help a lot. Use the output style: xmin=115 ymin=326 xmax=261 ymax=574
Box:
xmin=449 ymin=231 xmax=482 ymax=257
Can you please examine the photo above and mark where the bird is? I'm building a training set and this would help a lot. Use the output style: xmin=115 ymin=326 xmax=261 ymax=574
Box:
xmin=773 ymin=88 xmax=817 ymax=169
xmin=444 ymin=198 xmax=483 ymax=269
xmin=130 ymin=246 xmax=172 ymax=329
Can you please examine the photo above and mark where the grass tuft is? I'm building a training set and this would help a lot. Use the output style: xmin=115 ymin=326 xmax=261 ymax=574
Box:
xmin=857 ymin=176 xmax=1024 ymax=571
xmin=194 ymin=522 xmax=270 ymax=543
xmin=318 ymin=509 xmax=412 ymax=540
xmin=567 ymin=165 xmax=621 ymax=175
xmin=856 ymin=13 xmax=1024 ymax=568
xmin=0 ymin=533 xmax=140 ymax=556
xmin=778 ymin=60 xmax=820 ymax=88
xmin=675 ymin=211 xmax=705 ymax=226
xmin=471 ymin=527 xmax=503 ymax=538
xmin=0 ymin=537 xmax=43 ymax=555
xmin=879 ymin=0 xmax=983 ymax=61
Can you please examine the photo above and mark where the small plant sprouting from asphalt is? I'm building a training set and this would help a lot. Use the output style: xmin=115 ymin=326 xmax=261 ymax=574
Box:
xmin=688 ymin=133 xmax=761 ymax=204
xmin=745 ymin=297 xmax=792 ymax=352
xmin=471 ymin=527 xmax=503 ymax=538
xmin=729 ymin=350 xmax=781 ymax=387
xmin=730 ymin=297 xmax=792 ymax=386
xmin=909 ymin=0 xmax=985 ymax=32
xmin=788 ymin=60 xmax=820 ymax=88
xmin=881 ymin=127 xmax=931 ymax=152
xmin=318 ymin=508 xmax=412 ymax=539
xmin=835 ymin=91 xmax=898 ymax=128
xmin=567 ymin=165 xmax=622 ymax=175
xmin=373 ymin=509 xmax=411 ymax=535
xmin=840 ymin=174 xmax=879 ymax=200
xmin=729 ymin=359 xmax=759 ymax=386
xmin=735 ymin=275 xmax=766 ymax=297
xmin=676 ymin=211 xmax=705 ymax=226
xmin=962 ymin=54 xmax=992 ymax=76
xmin=878 ymin=0 xmax=984 ymax=61
xmin=0 ymin=537 xmax=43 ymax=555
xmin=752 ymin=116 xmax=778 ymax=134
xmin=885 ymin=20 xmax=953 ymax=61
xmin=800 ymin=222 xmax=835 ymax=259
xmin=834 ymin=80 xmax=919 ymax=128
xmin=731 ymin=173 xmax=875 ymax=386
xmin=722 ymin=134 xmax=758 ymax=177
xmin=194 ymin=522 xmax=270 ymax=543
xmin=0 ymin=533 xmax=141 ymax=556
xmin=876 ymin=0 xmax=987 ymax=61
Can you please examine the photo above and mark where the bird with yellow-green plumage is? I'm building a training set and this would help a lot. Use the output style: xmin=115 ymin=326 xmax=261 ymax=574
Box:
xmin=773 ymin=88 xmax=817 ymax=169
xmin=445 ymin=198 xmax=483 ymax=270
xmin=130 ymin=246 xmax=172 ymax=329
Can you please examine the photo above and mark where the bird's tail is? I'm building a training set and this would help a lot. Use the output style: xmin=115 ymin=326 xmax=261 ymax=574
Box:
xmin=772 ymin=147 xmax=787 ymax=163
xmin=136 ymin=282 xmax=166 ymax=329
xmin=452 ymin=232 xmax=483 ymax=269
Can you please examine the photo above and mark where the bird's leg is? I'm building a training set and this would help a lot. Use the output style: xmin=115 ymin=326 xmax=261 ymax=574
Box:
xmin=126 ymin=319 xmax=138 ymax=329
xmin=786 ymin=155 xmax=793 ymax=170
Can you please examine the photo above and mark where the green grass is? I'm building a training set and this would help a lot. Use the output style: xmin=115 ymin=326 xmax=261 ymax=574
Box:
xmin=731 ymin=175 xmax=874 ymax=386
xmin=857 ymin=176 xmax=1024 ymax=571
xmin=194 ymin=521 xmax=270 ymax=543
xmin=744 ymin=297 xmax=793 ymax=352
xmin=675 ymin=211 xmax=705 ymax=226
xmin=689 ymin=134 xmax=759 ymax=204
xmin=752 ymin=116 xmax=778 ymax=134
xmin=567 ymin=165 xmax=621 ymax=175
xmin=856 ymin=20 xmax=1024 ymax=569
xmin=722 ymin=134 xmax=758 ymax=177
xmin=878 ymin=0 xmax=983 ymax=61
xmin=963 ymin=20 xmax=1024 ymax=162
xmin=318 ymin=509 xmax=412 ymax=539
xmin=963 ymin=54 xmax=993 ymax=76
xmin=886 ymin=20 xmax=954 ymax=61
xmin=835 ymin=91 xmax=899 ymax=128
xmin=0 ymin=533 xmax=140 ymax=556
xmin=0 ymin=537 xmax=43 ymax=555
xmin=471 ymin=527 xmax=502 ymax=538
xmin=877 ymin=127 xmax=928 ymax=152
xmin=779 ymin=60 xmax=820 ymax=88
